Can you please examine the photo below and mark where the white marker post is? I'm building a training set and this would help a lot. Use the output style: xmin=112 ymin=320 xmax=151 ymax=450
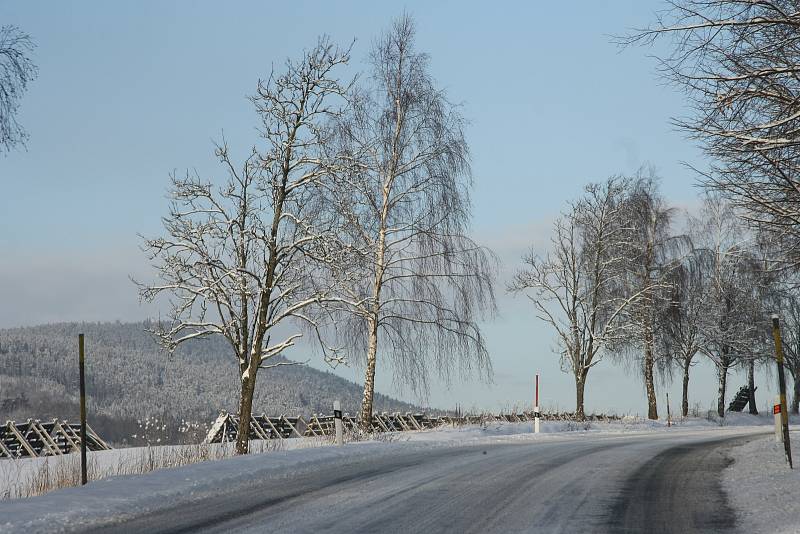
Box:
xmin=534 ymin=374 xmax=540 ymax=434
xmin=774 ymin=395 xmax=783 ymax=444
xmin=333 ymin=400 xmax=343 ymax=446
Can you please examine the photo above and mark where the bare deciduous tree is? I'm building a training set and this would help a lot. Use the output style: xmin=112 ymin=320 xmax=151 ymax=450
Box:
xmin=692 ymin=196 xmax=761 ymax=417
xmin=660 ymin=246 xmax=708 ymax=417
xmin=616 ymin=172 xmax=686 ymax=420
xmin=510 ymin=177 xmax=643 ymax=420
xmin=338 ymin=15 xmax=495 ymax=426
xmin=623 ymin=1 xmax=800 ymax=265
xmin=327 ymin=16 xmax=496 ymax=429
xmin=138 ymin=39 xmax=350 ymax=454
xmin=0 ymin=25 xmax=37 ymax=153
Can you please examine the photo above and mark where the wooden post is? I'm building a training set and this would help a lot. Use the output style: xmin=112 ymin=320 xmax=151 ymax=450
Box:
xmin=666 ymin=392 xmax=671 ymax=427
xmin=78 ymin=334 xmax=88 ymax=485
xmin=770 ymin=315 xmax=793 ymax=469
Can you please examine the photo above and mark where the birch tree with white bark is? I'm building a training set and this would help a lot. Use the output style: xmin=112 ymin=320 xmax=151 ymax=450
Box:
xmin=692 ymin=195 xmax=761 ymax=417
xmin=325 ymin=15 xmax=496 ymax=429
xmin=615 ymin=172 xmax=687 ymax=420
xmin=138 ymin=39 xmax=351 ymax=454
xmin=660 ymin=245 xmax=709 ymax=417
xmin=510 ymin=177 xmax=643 ymax=420
xmin=740 ymin=233 xmax=784 ymax=414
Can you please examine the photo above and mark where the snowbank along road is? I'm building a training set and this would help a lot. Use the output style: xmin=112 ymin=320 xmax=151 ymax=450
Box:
xmin=0 ymin=427 xmax=769 ymax=533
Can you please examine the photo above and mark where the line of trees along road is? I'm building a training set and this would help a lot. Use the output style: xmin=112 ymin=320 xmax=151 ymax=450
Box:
xmin=511 ymin=170 xmax=800 ymax=421
xmin=613 ymin=0 xmax=800 ymax=420
xmin=509 ymin=0 xmax=800 ymax=422
xmin=138 ymin=16 xmax=496 ymax=454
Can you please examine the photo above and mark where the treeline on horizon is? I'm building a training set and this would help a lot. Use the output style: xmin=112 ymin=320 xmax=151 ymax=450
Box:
xmin=511 ymin=169 xmax=800 ymax=421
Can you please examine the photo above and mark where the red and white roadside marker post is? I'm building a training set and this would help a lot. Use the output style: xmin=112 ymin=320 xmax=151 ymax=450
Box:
xmin=774 ymin=396 xmax=783 ymax=444
xmin=534 ymin=374 xmax=540 ymax=434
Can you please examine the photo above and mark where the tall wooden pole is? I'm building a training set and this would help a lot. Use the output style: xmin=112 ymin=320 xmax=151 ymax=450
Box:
xmin=78 ymin=333 xmax=88 ymax=485
xmin=771 ymin=315 xmax=793 ymax=469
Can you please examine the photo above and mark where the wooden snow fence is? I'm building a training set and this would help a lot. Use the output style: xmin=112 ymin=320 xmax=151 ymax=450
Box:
xmin=204 ymin=412 xmax=306 ymax=444
xmin=204 ymin=410 xmax=621 ymax=444
xmin=0 ymin=419 xmax=111 ymax=459
xmin=204 ymin=411 xmax=438 ymax=443
xmin=727 ymin=385 xmax=757 ymax=412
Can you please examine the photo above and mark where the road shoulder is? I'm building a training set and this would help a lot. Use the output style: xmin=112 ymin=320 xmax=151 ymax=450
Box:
xmin=722 ymin=432 xmax=800 ymax=534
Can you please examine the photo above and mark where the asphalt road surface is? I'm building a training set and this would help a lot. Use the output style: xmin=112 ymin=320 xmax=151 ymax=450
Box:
xmin=2 ymin=430 xmax=762 ymax=534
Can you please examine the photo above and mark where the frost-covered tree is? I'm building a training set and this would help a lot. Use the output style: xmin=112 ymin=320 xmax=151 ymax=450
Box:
xmin=624 ymin=1 xmax=800 ymax=266
xmin=138 ymin=39 xmax=351 ymax=454
xmin=740 ymin=233 xmax=784 ymax=415
xmin=692 ymin=196 xmax=761 ymax=417
xmin=324 ymin=16 xmax=496 ymax=429
xmin=0 ymin=25 xmax=37 ymax=152
xmin=511 ymin=177 xmax=644 ymax=420
xmin=660 ymin=245 xmax=708 ymax=417
xmin=616 ymin=172 xmax=686 ymax=420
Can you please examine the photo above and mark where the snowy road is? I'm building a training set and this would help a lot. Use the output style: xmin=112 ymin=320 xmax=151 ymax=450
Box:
xmin=0 ymin=428 xmax=766 ymax=533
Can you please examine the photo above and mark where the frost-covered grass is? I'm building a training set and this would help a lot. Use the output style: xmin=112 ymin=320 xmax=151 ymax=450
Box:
xmin=0 ymin=436 xmax=333 ymax=500
xmin=723 ymin=430 xmax=800 ymax=534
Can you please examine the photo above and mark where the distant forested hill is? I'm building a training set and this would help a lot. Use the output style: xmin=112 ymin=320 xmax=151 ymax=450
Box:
xmin=0 ymin=321 xmax=421 ymax=445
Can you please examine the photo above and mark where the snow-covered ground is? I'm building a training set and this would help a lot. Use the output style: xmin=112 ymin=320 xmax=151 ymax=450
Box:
xmin=722 ymin=430 xmax=800 ymax=534
xmin=0 ymin=411 xmax=780 ymax=501
xmin=0 ymin=412 xmax=789 ymax=532
xmin=0 ymin=435 xmax=332 ymax=500
xmin=401 ymin=411 xmax=776 ymax=443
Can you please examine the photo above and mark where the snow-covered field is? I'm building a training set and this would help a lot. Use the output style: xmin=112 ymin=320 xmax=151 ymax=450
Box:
xmin=723 ymin=430 xmax=800 ymax=534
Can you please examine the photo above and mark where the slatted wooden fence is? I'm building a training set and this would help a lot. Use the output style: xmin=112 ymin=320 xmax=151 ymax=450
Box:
xmin=0 ymin=419 xmax=111 ymax=459
xmin=204 ymin=410 xmax=622 ymax=444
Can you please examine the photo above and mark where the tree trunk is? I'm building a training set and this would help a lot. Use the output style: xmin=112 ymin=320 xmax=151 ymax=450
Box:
xmin=792 ymin=375 xmax=799 ymax=415
xmin=644 ymin=334 xmax=658 ymax=419
xmin=747 ymin=358 xmax=758 ymax=415
xmin=359 ymin=317 xmax=379 ymax=431
xmin=235 ymin=370 xmax=256 ymax=455
xmin=717 ymin=364 xmax=727 ymax=418
xmin=575 ymin=373 xmax=586 ymax=421
xmin=681 ymin=357 xmax=691 ymax=417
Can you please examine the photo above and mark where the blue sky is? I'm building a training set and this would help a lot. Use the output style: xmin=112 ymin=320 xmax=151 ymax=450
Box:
xmin=0 ymin=1 xmax=780 ymax=415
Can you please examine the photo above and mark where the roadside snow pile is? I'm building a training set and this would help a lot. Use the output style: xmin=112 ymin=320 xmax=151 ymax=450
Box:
xmin=723 ymin=432 xmax=800 ymax=534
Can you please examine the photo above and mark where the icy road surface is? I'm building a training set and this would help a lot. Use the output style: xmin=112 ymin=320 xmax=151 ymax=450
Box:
xmin=0 ymin=427 xmax=769 ymax=533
